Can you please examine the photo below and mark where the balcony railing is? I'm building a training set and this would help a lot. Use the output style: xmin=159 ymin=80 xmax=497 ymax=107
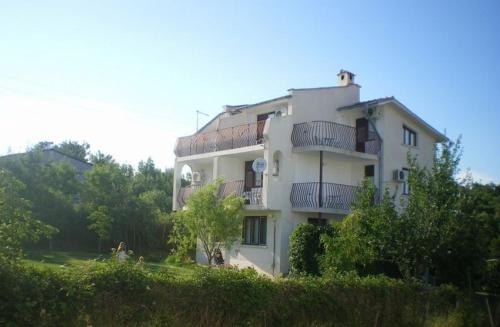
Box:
xmin=177 ymin=180 xmax=262 ymax=207
xmin=290 ymin=182 xmax=360 ymax=212
xmin=291 ymin=121 xmax=381 ymax=155
xmin=175 ymin=121 xmax=266 ymax=157
xmin=177 ymin=184 xmax=203 ymax=208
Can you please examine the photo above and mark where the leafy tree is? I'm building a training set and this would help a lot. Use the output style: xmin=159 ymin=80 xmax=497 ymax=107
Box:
xmin=321 ymin=181 xmax=397 ymax=274
xmin=88 ymin=206 xmax=112 ymax=253
xmin=0 ymin=169 xmax=56 ymax=261
xmin=82 ymin=162 xmax=132 ymax=252
xmin=90 ymin=151 xmax=115 ymax=165
xmin=30 ymin=140 xmax=91 ymax=161
xmin=55 ymin=141 xmax=90 ymax=161
xmin=170 ymin=179 xmax=244 ymax=265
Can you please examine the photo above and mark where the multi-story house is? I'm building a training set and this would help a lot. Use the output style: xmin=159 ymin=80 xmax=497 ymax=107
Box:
xmin=172 ymin=70 xmax=446 ymax=276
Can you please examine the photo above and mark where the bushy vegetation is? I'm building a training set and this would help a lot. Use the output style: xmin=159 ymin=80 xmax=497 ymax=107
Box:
xmin=318 ymin=139 xmax=500 ymax=296
xmin=0 ymin=259 xmax=487 ymax=327
xmin=289 ymin=223 xmax=336 ymax=276
xmin=0 ymin=141 xmax=173 ymax=254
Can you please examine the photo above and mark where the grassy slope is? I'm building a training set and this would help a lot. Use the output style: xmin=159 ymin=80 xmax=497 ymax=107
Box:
xmin=22 ymin=250 xmax=199 ymax=280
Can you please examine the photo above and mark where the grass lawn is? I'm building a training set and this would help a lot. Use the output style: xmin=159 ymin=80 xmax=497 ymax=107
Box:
xmin=23 ymin=250 xmax=200 ymax=280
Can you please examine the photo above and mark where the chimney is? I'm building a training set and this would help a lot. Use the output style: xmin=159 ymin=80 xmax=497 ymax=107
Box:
xmin=337 ymin=70 xmax=355 ymax=86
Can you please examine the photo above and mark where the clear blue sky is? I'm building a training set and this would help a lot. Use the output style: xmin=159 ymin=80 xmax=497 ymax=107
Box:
xmin=1 ymin=0 xmax=499 ymax=182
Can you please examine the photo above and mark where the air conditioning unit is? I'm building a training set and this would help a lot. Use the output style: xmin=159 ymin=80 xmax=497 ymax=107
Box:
xmin=192 ymin=171 xmax=202 ymax=185
xmin=393 ymin=169 xmax=407 ymax=182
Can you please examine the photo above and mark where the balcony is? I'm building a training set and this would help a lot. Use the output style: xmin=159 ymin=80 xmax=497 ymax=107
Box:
xmin=290 ymin=182 xmax=360 ymax=214
xmin=177 ymin=180 xmax=263 ymax=208
xmin=291 ymin=121 xmax=381 ymax=156
xmin=175 ymin=121 xmax=266 ymax=157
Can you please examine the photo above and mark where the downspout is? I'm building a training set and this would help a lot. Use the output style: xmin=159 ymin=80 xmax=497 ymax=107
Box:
xmin=364 ymin=105 xmax=383 ymax=202
xmin=272 ymin=216 xmax=276 ymax=276
xmin=318 ymin=150 xmax=323 ymax=218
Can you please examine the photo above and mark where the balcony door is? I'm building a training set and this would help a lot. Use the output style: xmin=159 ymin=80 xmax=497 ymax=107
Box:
xmin=356 ymin=118 xmax=368 ymax=152
xmin=256 ymin=112 xmax=274 ymax=142
xmin=244 ymin=160 xmax=263 ymax=192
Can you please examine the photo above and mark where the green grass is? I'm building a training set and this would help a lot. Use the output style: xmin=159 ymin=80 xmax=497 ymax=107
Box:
xmin=23 ymin=250 xmax=200 ymax=280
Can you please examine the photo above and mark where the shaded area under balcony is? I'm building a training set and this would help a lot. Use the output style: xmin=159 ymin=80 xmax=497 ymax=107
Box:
xmin=175 ymin=121 xmax=266 ymax=157
xmin=291 ymin=121 xmax=381 ymax=157
xmin=290 ymin=182 xmax=360 ymax=214
xmin=177 ymin=180 xmax=263 ymax=208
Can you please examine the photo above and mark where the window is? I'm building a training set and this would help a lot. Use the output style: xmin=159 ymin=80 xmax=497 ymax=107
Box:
xmin=402 ymin=168 xmax=410 ymax=195
xmin=242 ymin=217 xmax=267 ymax=245
xmin=365 ymin=165 xmax=375 ymax=185
xmin=403 ymin=126 xmax=417 ymax=146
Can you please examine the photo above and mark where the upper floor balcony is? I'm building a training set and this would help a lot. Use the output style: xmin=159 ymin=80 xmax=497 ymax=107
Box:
xmin=291 ymin=121 xmax=381 ymax=157
xmin=290 ymin=182 xmax=360 ymax=214
xmin=175 ymin=121 xmax=266 ymax=157
xmin=177 ymin=180 xmax=263 ymax=208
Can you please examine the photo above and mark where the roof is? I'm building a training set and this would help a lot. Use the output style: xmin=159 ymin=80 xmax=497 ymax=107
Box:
xmin=288 ymin=84 xmax=361 ymax=92
xmin=0 ymin=148 xmax=93 ymax=166
xmin=197 ymin=94 xmax=290 ymax=133
xmin=224 ymin=95 xmax=291 ymax=113
xmin=338 ymin=97 xmax=447 ymax=142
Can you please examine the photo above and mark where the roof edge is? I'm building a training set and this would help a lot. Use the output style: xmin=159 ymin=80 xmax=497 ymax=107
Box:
xmin=338 ymin=97 xmax=447 ymax=142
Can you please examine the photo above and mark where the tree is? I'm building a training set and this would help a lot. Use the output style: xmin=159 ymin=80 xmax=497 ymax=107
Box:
xmin=88 ymin=206 xmax=112 ymax=253
xmin=321 ymin=181 xmax=398 ymax=274
xmin=82 ymin=162 xmax=132 ymax=252
xmin=0 ymin=169 xmax=56 ymax=261
xmin=170 ymin=179 xmax=244 ymax=265
xmin=55 ymin=141 xmax=90 ymax=161
xmin=30 ymin=140 xmax=91 ymax=161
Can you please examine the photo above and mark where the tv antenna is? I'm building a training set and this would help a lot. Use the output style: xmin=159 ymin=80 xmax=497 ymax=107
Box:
xmin=196 ymin=110 xmax=209 ymax=131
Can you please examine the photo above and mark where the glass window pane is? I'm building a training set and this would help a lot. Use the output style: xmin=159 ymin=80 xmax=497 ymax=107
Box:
xmin=259 ymin=217 xmax=267 ymax=245
xmin=253 ymin=218 xmax=259 ymax=244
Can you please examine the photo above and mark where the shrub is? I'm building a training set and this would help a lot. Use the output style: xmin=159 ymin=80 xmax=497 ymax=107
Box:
xmin=0 ymin=260 xmax=487 ymax=327
xmin=288 ymin=223 xmax=336 ymax=276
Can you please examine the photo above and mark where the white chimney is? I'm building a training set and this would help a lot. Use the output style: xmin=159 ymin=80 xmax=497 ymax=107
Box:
xmin=337 ymin=70 xmax=355 ymax=86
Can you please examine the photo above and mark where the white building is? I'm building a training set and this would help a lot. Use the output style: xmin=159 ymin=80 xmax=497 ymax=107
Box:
xmin=172 ymin=70 xmax=446 ymax=276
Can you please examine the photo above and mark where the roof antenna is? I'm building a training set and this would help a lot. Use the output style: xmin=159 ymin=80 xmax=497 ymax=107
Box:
xmin=196 ymin=110 xmax=209 ymax=132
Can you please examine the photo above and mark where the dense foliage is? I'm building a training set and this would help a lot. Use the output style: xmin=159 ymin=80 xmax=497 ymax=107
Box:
xmin=0 ymin=141 xmax=173 ymax=254
xmin=0 ymin=260 xmax=486 ymax=327
xmin=320 ymin=139 xmax=500 ymax=294
xmin=289 ymin=223 xmax=336 ymax=276
xmin=170 ymin=179 xmax=244 ymax=264
xmin=0 ymin=169 xmax=56 ymax=261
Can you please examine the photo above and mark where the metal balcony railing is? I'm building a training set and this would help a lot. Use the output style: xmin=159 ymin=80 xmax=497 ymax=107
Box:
xmin=291 ymin=121 xmax=381 ymax=155
xmin=290 ymin=182 xmax=360 ymax=212
xmin=175 ymin=121 xmax=266 ymax=157
xmin=177 ymin=180 xmax=262 ymax=207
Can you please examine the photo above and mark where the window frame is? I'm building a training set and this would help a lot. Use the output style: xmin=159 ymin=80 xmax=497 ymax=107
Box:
xmin=242 ymin=216 xmax=267 ymax=245
xmin=402 ymin=125 xmax=417 ymax=147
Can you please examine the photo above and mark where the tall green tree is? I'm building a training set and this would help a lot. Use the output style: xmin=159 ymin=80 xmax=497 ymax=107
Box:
xmin=82 ymin=162 xmax=132 ymax=252
xmin=321 ymin=181 xmax=397 ymax=274
xmin=170 ymin=179 xmax=243 ymax=265
xmin=0 ymin=169 xmax=56 ymax=261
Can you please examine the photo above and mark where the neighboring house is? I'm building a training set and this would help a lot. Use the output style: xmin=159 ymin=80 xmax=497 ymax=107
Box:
xmin=172 ymin=70 xmax=446 ymax=276
xmin=0 ymin=148 xmax=93 ymax=181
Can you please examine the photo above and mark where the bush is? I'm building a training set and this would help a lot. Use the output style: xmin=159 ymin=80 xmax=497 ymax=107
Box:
xmin=0 ymin=260 xmax=487 ymax=327
xmin=289 ymin=223 xmax=336 ymax=276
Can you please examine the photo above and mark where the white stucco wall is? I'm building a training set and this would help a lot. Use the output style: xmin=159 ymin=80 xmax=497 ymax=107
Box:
xmin=174 ymin=81 xmax=442 ymax=276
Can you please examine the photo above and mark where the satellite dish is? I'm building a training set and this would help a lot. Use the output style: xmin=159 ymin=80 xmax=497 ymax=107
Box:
xmin=252 ymin=158 xmax=267 ymax=173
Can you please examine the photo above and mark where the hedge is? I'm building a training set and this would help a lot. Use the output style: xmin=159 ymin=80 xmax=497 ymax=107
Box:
xmin=0 ymin=260 xmax=488 ymax=326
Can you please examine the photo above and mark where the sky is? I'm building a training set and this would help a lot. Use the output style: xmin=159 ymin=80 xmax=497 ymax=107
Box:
xmin=0 ymin=0 xmax=499 ymax=183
